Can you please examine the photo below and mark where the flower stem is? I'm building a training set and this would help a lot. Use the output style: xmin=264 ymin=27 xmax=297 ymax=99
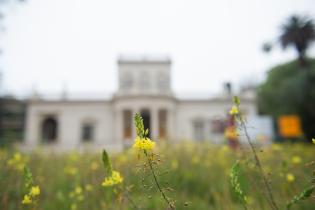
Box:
xmin=238 ymin=116 xmax=279 ymax=210
xmin=144 ymin=151 xmax=175 ymax=209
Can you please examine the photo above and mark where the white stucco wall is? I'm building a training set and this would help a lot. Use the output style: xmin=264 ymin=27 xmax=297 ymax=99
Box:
xmin=175 ymin=98 xmax=257 ymax=142
xmin=24 ymin=100 xmax=118 ymax=151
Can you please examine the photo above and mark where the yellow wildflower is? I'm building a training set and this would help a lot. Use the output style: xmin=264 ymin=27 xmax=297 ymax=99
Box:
xmin=291 ymin=156 xmax=302 ymax=164
xmin=7 ymin=152 xmax=26 ymax=171
xmin=75 ymin=186 xmax=82 ymax=195
xmin=102 ymin=170 xmax=123 ymax=187
xmin=71 ymin=203 xmax=77 ymax=210
xmin=64 ymin=166 xmax=78 ymax=176
xmin=77 ymin=195 xmax=84 ymax=201
xmin=30 ymin=186 xmax=40 ymax=197
xmin=85 ymin=184 xmax=93 ymax=192
xmin=312 ymin=138 xmax=315 ymax=144
xmin=22 ymin=194 xmax=32 ymax=205
xmin=133 ymin=136 xmax=155 ymax=151
xmin=286 ymin=173 xmax=295 ymax=182
xmin=229 ymin=105 xmax=239 ymax=115
xmin=271 ymin=144 xmax=282 ymax=151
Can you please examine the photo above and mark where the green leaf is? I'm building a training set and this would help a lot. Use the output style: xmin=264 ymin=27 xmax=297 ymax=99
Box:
xmin=23 ymin=166 xmax=33 ymax=190
xmin=134 ymin=113 xmax=146 ymax=138
xmin=102 ymin=149 xmax=112 ymax=175
xmin=230 ymin=161 xmax=247 ymax=209
xmin=287 ymin=186 xmax=315 ymax=209
xmin=233 ymin=96 xmax=241 ymax=106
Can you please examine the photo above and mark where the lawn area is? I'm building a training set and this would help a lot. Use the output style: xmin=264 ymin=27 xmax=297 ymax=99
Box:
xmin=1 ymin=143 xmax=314 ymax=210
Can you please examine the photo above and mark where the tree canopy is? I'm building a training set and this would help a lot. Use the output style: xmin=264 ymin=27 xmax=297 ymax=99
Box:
xmin=279 ymin=15 xmax=315 ymax=66
xmin=257 ymin=58 xmax=315 ymax=140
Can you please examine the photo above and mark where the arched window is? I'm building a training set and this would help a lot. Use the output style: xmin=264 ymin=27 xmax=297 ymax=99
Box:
xmin=41 ymin=117 xmax=58 ymax=143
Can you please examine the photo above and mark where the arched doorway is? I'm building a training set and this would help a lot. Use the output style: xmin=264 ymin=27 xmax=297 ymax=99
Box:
xmin=140 ymin=109 xmax=151 ymax=138
xmin=41 ymin=116 xmax=58 ymax=143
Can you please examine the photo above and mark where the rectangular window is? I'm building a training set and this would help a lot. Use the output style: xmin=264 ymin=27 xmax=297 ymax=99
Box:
xmin=123 ymin=110 xmax=132 ymax=139
xmin=81 ymin=124 xmax=94 ymax=142
xmin=193 ymin=120 xmax=205 ymax=141
xmin=211 ymin=118 xmax=225 ymax=134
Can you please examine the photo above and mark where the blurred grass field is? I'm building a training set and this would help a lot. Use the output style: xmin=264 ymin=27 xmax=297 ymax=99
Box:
xmin=1 ymin=142 xmax=314 ymax=210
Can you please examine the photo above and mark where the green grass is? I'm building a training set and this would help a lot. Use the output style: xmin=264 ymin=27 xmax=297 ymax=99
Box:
xmin=0 ymin=142 xmax=314 ymax=210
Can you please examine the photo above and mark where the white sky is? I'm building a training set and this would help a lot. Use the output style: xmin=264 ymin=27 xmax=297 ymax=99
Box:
xmin=1 ymin=0 xmax=315 ymax=97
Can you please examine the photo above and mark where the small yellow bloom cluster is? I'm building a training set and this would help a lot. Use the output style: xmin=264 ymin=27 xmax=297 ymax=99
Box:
xmin=22 ymin=186 xmax=40 ymax=205
xmin=64 ymin=166 xmax=78 ymax=176
xmin=286 ymin=173 xmax=295 ymax=183
xmin=229 ymin=105 xmax=239 ymax=115
xmin=85 ymin=184 xmax=93 ymax=192
xmin=291 ymin=155 xmax=302 ymax=164
xmin=133 ymin=136 xmax=155 ymax=151
xmin=69 ymin=186 xmax=84 ymax=202
xmin=102 ymin=170 xmax=123 ymax=187
xmin=312 ymin=138 xmax=315 ymax=144
xmin=7 ymin=152 xmax=27 ymax=171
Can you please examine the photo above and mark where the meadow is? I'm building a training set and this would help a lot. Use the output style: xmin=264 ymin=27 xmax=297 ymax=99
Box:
xmin=1 ymin=142 xmax=314 ymax=210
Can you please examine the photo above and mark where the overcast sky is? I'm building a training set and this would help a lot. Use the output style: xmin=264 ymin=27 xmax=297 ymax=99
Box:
xmin=1 ymin=0 xmax=315 ymax=98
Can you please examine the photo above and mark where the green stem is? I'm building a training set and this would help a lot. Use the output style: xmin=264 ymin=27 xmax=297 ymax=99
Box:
xmin=123 ymin=188 xmax=141 ymax=210
xmin=144 ymin=151 xmax=175 ymax=209
xmin=238 ymin=115 xmax=279 ymax=210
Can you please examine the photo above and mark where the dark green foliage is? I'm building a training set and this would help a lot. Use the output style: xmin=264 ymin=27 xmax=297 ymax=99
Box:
xmin=279 ymin=15 xmax=315 ymax=66
xmin=257 ymin=59 xmax=315 ymax=140
xmin=102 ymin=149 xmax=112 ymax=176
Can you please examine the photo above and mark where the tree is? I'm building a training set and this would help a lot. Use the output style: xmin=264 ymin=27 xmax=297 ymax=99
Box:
xmin=257 ymin=59 xmax=315 ymax=141
xmin=259 ymin=15 xmax=315 ymax=141
xmin=279 ymin=15 xmax=315 ymax=67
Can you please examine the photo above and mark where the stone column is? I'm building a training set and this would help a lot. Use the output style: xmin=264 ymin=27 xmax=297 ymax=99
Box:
xmin=25 ymin=107 xmax=39 ymax=147
xmin=167 ymin=108 xmax=176 ymax=142
xmin=114 ymin=108 xmax=123 ymax=145
xmin=151 ymin=108 xmax=159 ymax=141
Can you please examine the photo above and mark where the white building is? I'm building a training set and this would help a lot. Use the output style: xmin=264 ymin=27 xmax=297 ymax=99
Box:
xmin=24 ymin=56 xmax=262 ymax=151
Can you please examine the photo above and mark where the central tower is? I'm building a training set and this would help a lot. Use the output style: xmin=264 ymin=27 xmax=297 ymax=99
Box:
xmin=117 ymin=55 xmax=172 ymax=96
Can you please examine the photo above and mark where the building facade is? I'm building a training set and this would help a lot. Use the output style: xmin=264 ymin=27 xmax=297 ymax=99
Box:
xmin=24 ymin=56 xmax=262 ymax=151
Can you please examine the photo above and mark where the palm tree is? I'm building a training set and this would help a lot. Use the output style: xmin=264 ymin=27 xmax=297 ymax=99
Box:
xmin=279 ymin=15 xmax=315 ymax=67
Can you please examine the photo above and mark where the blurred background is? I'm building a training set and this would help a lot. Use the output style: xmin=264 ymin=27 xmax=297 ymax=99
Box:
xmin=1 ymin=0 xmax=315 ymax=146
xmin=1 ymin=1 xmax=315 ymax=210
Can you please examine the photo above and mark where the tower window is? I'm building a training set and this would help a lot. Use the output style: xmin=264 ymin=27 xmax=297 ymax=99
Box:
xmin=157 ymin=73 xmax=169 ymax=91
xmin=121 ymin=73 xmax=133 ymax=90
